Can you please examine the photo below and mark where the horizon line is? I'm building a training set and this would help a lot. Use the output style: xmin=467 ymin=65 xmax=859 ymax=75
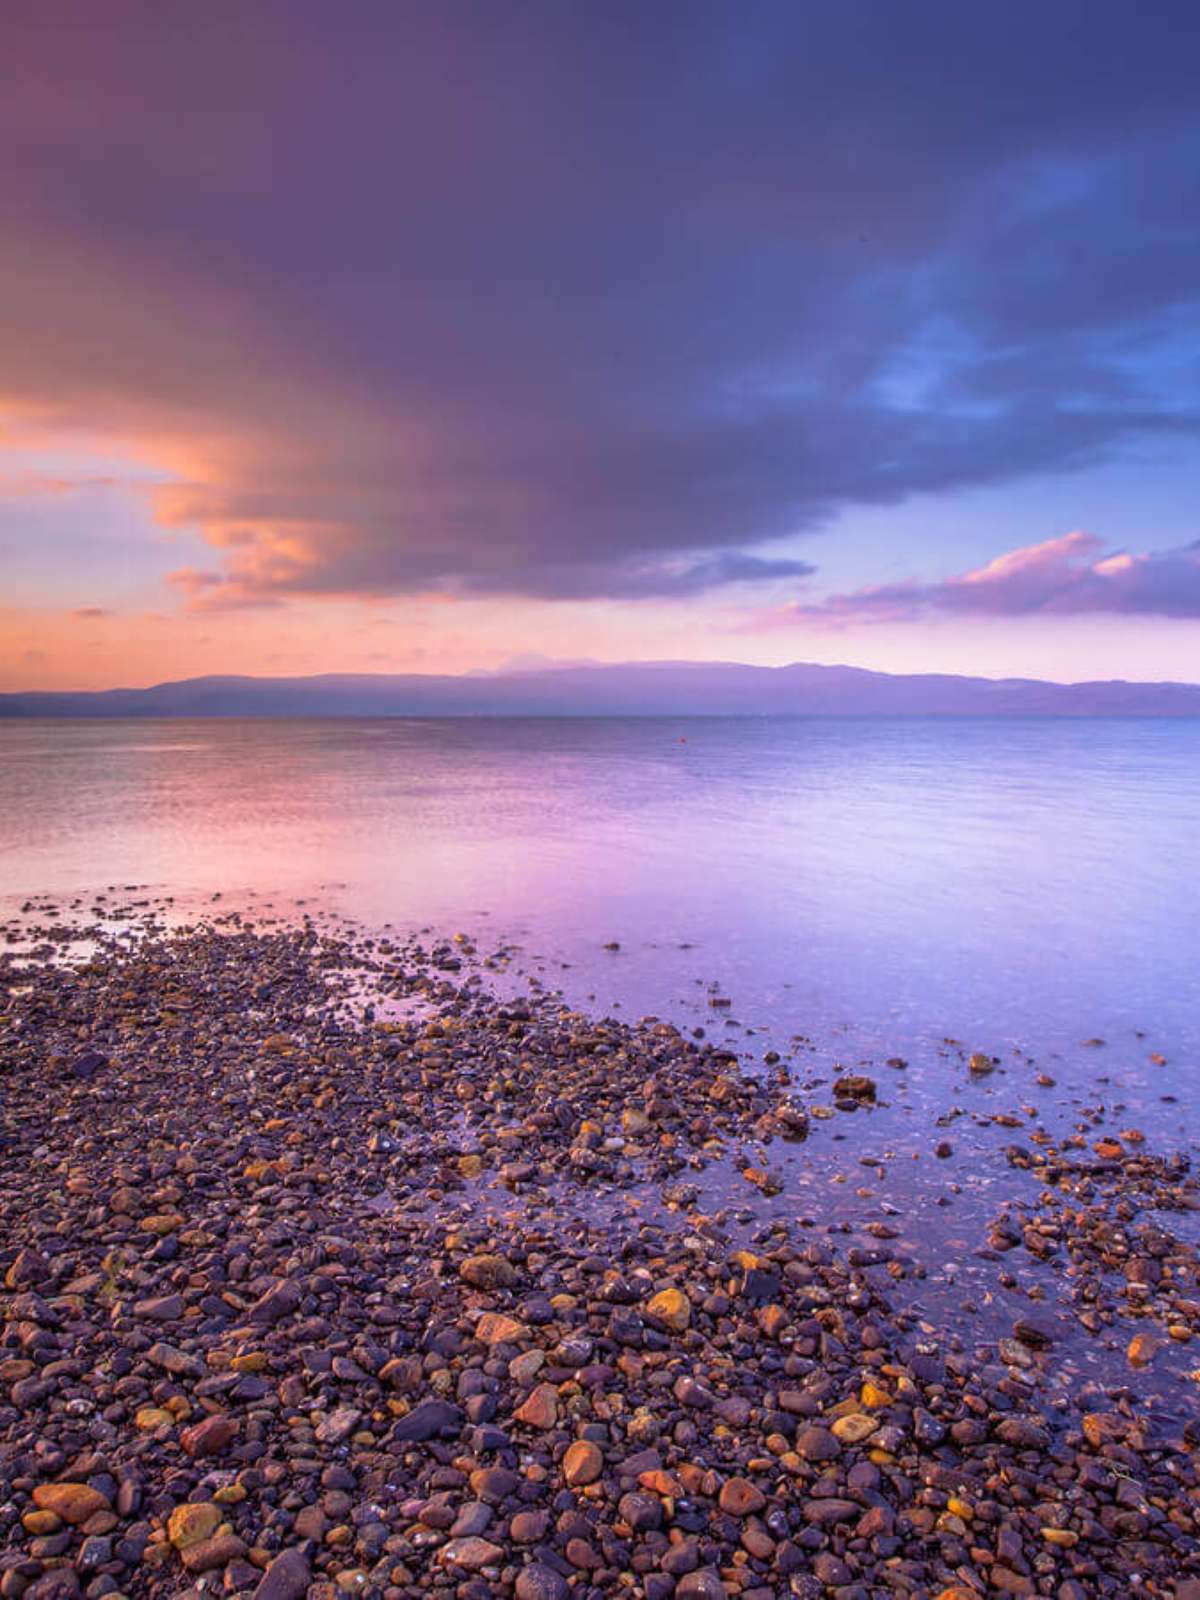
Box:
xmin=6 ymin=657 xmax=1200 ymax=697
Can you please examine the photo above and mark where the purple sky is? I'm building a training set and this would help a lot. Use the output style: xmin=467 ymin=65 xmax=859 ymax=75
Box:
xmin=2 ymin=1 xmax=1199 ymax=686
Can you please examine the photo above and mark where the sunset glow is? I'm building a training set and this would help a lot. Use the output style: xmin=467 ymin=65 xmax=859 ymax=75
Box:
xmin=3 ymin=3 xmax=1199 ymax=687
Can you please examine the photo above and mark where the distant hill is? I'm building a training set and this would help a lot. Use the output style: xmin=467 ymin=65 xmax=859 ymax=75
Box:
xmin=2 ymin=661 xmax=1199 ymax=717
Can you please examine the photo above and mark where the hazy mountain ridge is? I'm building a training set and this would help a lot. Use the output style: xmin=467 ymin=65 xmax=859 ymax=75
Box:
xmin=3 ymin=661 xmax=1199 ymax=717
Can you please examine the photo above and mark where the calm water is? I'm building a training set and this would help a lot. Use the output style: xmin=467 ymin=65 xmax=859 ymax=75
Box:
xmin=2 ymin=716 xmax=1196 ymax=1069
xmin=5 ymin=715 xmax=1200 ymax=1389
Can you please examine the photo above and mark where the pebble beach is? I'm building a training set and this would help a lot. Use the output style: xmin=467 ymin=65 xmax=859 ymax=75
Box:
xmin=2 ymin=906 xmax=1199 ymax=1600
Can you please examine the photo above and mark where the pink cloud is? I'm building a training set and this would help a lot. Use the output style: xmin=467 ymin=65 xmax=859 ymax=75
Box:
xmin=165 ymin=567 xmax=283 ymax=612
xmin=754 ymin=531 xmax=1200 ymax=627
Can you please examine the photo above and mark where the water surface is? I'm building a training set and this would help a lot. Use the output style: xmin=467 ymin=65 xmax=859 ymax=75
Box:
xmin=5 ymin=714 xmax=1200 ymax=1397
xmin=2 ymin=715 xmax=1195 ymax=1069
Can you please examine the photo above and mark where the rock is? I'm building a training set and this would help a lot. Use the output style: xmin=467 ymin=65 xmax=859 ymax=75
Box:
xmin=23 ymin=1574 xmax=80 ymax=1600
xmin=1128 ymin=1332 xmax=1159 ymax=1367
xmin=830 ymin=1413 xmax=877 ymax=1444
xmin=460 ymin=1254 xmax=518 ymax=1289
xmin=168 ymin=1502 xmax=223 ymax=1549
xmin=315 ymin=1405 xmax=361 ymax=1445
xmin=148 ymin=1340 xmax=202 ymax=1377
xmin=719 ymin=1476 xmax=766 ymax=1515
xmin=618 ymin=1491 xmax=662 ymax=1532
xmin=515 ymin=1564 xmax=570 ymax=1600
xmin=646 ymin=1286 xmax=691 ymax=1331
xmin=737 ymin=1263 xmax=782 ymax=1304
xmin=1082 ymin=1412 xmax=1128 ymax=1448
xmin=833 ymin=1074 xmax=876 ymax=1101
xmin=6 ymin=1248 xmax=50 ymax=1291
xmin=248 ymin=1277 xmax=302 ymax=1324
xmin=75 ymin=1534 xmax=112 ymax=1573
xmin=802 ymin=1498 xmax=859 ymax=1524
xmin=673 ymin=1374 xmax=714 ymax=1409
xmin=23 ymin=1509 xmax=62 ymax=1535
xmin=253 ymin=1548 xmax=311 ymax=1600
xmin=513 ymin=1382 xmax=558 ymax=1429
xmin=1013 ymin=1316 xmax=1056 ymax=1348
xmin=471 ymin=1466 xmax=519 ymax=1502
xmin=450 ymin=1501 xmax=492 ymax=1538
xmin=181 ymin=1413 xmax=236 ymax=1458
xmin=795 ymin=1425 xmax=841 ymax=1461
xmin=181 ymin=1533 xmax=249 ymax=1573
xmin=511 ymin=1510 xmax=551 ymax=1543
xmin=31 ymin=1484 xmax=110 ymax=1526
xmin=294 ymin=1505 xmax=329 ymax=1541
xmin=1042 ymin=1527 xmax=1078 ymax=1548
xmin=475 ymin=1311 xmax=528 ymax=1345
xmin=440 ymin=1537 xmax=504 ymax=1570
xmin=968 ymin=1052 xmax=995 ymax=1073
xmin=133 ymin=1292 xmax=184 ymax=1320
xmin=857 ymin=1504 xmax=894 ymax=1539
xmin=676 ymin=1571 xmax=727 ymax=1600
xmin=562 ymin=1439 xmax=604 ymax=1486
xmin=994 ymin=1417 xmax=1050 ymax=1449
xmin=392 ymin=1398 xmax=464 ymax=1441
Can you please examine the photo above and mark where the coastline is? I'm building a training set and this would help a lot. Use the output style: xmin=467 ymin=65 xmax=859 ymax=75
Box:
xmin=2 ymin=910 xmax=1199 ymax=1598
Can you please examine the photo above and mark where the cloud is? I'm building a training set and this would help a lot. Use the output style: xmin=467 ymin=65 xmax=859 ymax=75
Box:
xmin=166 ymin=567 xmax=283 ymax=611
xmin=1 ymin=4 xmax=1199 ymax=606
xmin=755 ymin=531 xmax=1200 ymax=626
xmin=70 ymin=606 xmax=110 ymax=619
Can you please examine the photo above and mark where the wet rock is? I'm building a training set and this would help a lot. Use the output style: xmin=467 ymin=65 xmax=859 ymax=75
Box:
xmin=71 ymin=1049 xmax=107 ymax=1080
xmin=562 ymin=1439 xmax=604 ymax=1486
xmin=646 ymin=1286 xmax=691 ymax=1332
xmin=133 ymin=1291 xmax=184 ymax=1320
xmin=247 ymin=1277 xmax=301 ymax=1324
xmin=253 ymin=1548 xmax=311 ymax=1600
xmin=392 ymin=1398 xmax=464 ymax=1441
xmin=513 ymin=1382 xmax=558 ymax=1429
xmin=30 ymin=1485 xmax=110 ymax=1526
xmin=794 ymin=1425 xmax=841 ymax=1461
xmin=168 ymin=1502 xmax=223 ymax=1549
xmin=676 ymin=1571 xmax=728 ymax=1600
xmin=440 ymin=1537 xmax=504 ymax=1570
xmin=181 ymin=1413 xmax=236 ymax=1457
xmin=460 ymin=1253 xmax=518 ymax=1289
xmin=832 ymin=1074 xmax=876 ymax=1101
xmin=180 ymin=1532 xmax=249 ymax=1573
xmin=718 ymin=1476 xmax=766 ymax=1515
xmin=515 ymin=1564 xmax=570 ymax=1600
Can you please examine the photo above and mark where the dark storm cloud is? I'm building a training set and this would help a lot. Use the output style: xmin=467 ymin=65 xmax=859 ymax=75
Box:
xmin=1 ymin=0 xmax=1198 ymax=605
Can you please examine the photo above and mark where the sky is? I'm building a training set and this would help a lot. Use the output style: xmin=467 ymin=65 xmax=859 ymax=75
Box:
xmin=2 ymin=0 xmax=1199 ymax=690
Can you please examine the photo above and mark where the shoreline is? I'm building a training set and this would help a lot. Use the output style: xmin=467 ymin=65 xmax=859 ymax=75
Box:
xmin=2 ymin=914 xmax=1199 ymax=1598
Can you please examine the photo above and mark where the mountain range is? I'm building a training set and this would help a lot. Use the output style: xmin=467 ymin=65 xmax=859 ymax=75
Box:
xmin=2 ymin=661 xmax=1199 ymax=717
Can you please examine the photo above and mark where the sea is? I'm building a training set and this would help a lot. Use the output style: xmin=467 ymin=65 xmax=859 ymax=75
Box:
xmin=4 ymin=713 xmax=1200 ymax=1393
xmin=2 ymin=715 xmax=1195 ymax=1064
